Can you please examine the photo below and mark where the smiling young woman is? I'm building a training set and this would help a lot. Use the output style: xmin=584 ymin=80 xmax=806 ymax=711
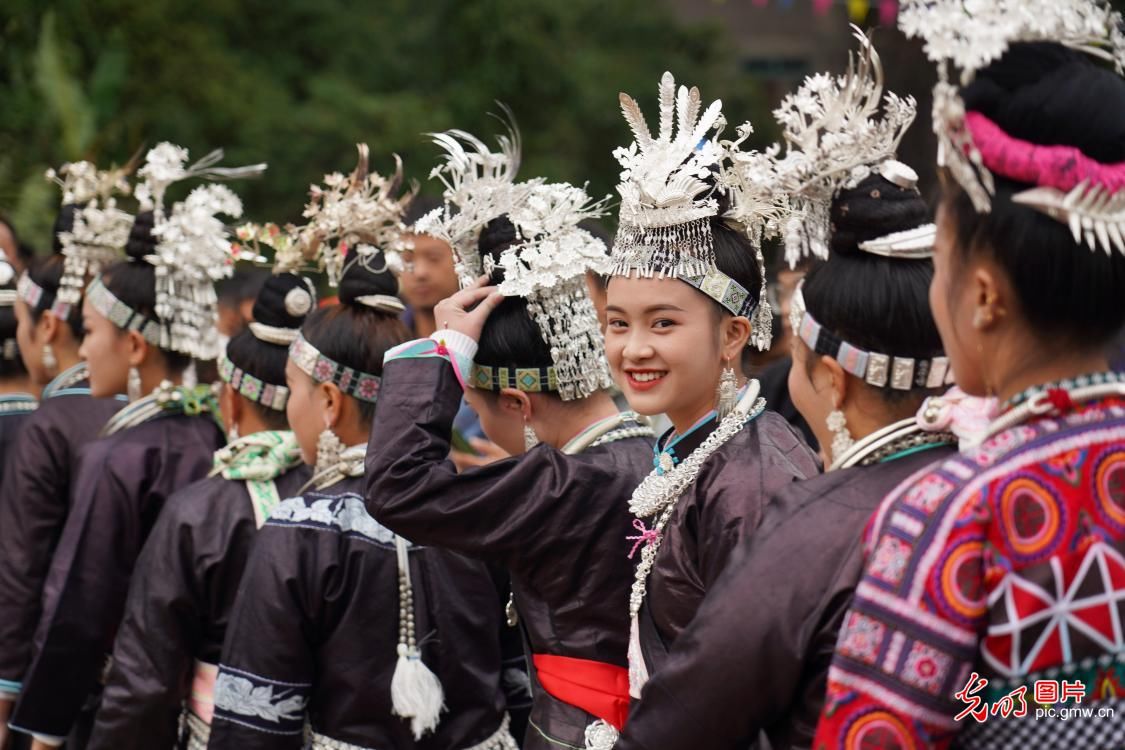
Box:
xmin=365 ymin=124 xmax=655 ymax=750
xmin=584 ymin=72 xmax=819 ymax=748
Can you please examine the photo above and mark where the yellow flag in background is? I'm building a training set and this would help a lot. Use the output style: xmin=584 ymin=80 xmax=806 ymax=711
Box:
xmin=847 ymin=0 xmax=870 ymax=23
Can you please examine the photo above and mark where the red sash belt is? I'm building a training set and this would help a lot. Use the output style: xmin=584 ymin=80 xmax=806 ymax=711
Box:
xmin=532 ymin=653 xmax=630 ymax=730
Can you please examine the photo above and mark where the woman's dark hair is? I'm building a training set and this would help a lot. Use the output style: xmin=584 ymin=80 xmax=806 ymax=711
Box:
xmin=299 ymin=246 xmax=411 ymax=421
xmin=226 ymin=274 xmax=313 ymax=430
xmin=942 ymin=42 xmax=1125 ymax=350
xmin=711 ymin=214 xmax=764 ymax=321
xmin=100 ymin=211 xmax=192 ymax=372
xmin=24 ymin=254 xmax=83 ymax=338
xmin=473 ymin=215 xmax=557 ymax=385
xmin=802 ymin=173 xmax=942 ymax=400
xmin=50 ymin=206 xmax=78 ymax=255
xmin=0 ymin=264 xmax=26 ymax=379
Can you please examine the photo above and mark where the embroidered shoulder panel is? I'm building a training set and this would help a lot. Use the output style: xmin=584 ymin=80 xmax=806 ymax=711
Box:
xmin=212 ymin=666 xmax=309 ymax=735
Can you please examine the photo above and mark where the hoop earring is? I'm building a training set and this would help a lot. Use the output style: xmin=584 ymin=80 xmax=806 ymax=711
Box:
xmin=41 ymin=344 xmax=57 ymax=376
xmin=715 ymin=357 xmax=738 ymax=420
xmin=827 ymin=409 xmax=854 ymax=462
xmin=127 ymin=366 xmax=143 ymax=402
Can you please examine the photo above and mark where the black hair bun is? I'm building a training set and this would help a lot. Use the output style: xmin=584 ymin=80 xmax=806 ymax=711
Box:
xmin=829 ymin=172 xmax=930 ymax=257
xmin=253 ymin=273 xmax=316 ymax=330
xmin=337 ymin=245 xmax=402 ymax=311
xmin=965 ymin=43 xmax=1125 ymax=164
xmin=478 ymin=214 xmax=518 ymax=285
xmin=125 ymin=210 xmax=157 ymax=261
xmin=52 ymin=204 xmax=79 ymax=255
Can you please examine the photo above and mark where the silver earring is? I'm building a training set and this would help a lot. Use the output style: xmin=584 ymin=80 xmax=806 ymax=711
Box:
xmin=41 ymin=344 xmax=57 ymax=375
xmin=827 ymin=409 xmax=854 ymax=462
xmin=523 ymin=423 xmax=539 ymax=451
xmin=227 ymin=423 xmax=240 ymax=442
xmin=715 ymin=360 xmax=738 ymax=420
xmin=127 ymin=366 xmax=143 ymax=402
xmin=316 ymin=428 xmax=345 ymax=472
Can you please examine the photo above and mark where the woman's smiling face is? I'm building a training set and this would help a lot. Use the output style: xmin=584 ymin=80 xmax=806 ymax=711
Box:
xmin=604 ymin=275 xmax=728 ymax=426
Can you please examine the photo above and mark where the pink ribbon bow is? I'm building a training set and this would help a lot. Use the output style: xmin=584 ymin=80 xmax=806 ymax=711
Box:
xmin=626 ymin=519 xmax=661 ymax=560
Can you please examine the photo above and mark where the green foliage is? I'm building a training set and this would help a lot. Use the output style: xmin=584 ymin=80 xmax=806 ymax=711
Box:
xmin=0 ymin=0 xmax=770 ymax=252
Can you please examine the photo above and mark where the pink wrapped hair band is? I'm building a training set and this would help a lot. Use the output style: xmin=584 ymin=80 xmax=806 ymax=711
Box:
xmin=966 ymin=111 xmax=1125 ymax=195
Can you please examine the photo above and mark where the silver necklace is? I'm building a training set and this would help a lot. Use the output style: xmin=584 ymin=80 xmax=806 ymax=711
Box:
xmin=627 ymin=382 xmax=765 ymax=620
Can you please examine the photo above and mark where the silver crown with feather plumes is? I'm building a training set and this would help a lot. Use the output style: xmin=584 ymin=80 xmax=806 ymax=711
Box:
xmin=414 ymin=112 xmax=530 ymax=288
xmin=899 ymin=0 xmax=1125 ymax=255
xmin=609 ymin=71 xmax=727 ymax=279
xmin=47 ymin=161 xmax=135 ymax=304
xmin=136 ymin=142 xmax=266 ymax=360
xmin=742 ymin=27 xmax=916 ymax=268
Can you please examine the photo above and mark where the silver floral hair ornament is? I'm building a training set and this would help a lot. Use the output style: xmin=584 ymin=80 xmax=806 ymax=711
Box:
xmin=106 ymin=142 xmax=266 ymax=361
xmin=490 ymin=181 xmax=616 ymax=400
xmin=765 ymin=26 xmax=917 ymax=267
xmin=899 ymin=0 xmax=1125 ymax=255
xmin=47 ymin=161 xmax=135 ymax=305
xmin=415 ymin=113 xmax=529 ymax=288
xmin=295 ymin=144 xmax=417 ymax=288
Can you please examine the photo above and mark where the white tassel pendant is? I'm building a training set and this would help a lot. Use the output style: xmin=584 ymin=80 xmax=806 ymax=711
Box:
xmin=392 ymin=535 xmax=446 ymax=739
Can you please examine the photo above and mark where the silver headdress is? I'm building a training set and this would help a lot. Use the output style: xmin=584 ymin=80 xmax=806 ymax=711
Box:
xmin=47 ymin=161 xmax=135 ymax=305
xmin=133 ymin=143 xmax=265 ymax=360
xmin=899 ymin=0 xmax=1125 ymax=254
xmin=488 ymin=181 xmax=615 ymax=400
xmin=294 ymin=145 xmax=417 ymax=287
xmin=610 ymin=72 xmax=726 ymax=279
xmin=414 ymin=115 xmax=527 ymax=288
xmin=763 ymin=27 xmax=917 ymax=267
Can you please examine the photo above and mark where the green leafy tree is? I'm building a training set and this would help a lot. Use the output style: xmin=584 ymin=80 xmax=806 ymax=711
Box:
xmin=1 ymin=0 xmax=770 ymax=251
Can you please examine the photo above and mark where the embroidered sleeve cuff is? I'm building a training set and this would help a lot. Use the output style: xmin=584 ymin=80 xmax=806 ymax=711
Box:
xmin=0 ymin=678 xmax=20 ymax=698
xmin=428 ymin=329 xmax=478 ymax=362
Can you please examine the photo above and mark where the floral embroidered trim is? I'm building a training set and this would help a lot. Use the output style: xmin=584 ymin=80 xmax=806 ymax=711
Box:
xmin=219 ymin=354 xmax=289 ymax=411
xmin=267 ymin=493 xmax=404 ymax=547
xmin=212 ymin=667 xmax=309 ymax=735
xmin=289 ymin=333 xmax=381 ymax=403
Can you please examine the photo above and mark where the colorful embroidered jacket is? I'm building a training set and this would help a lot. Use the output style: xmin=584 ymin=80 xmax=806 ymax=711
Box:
xmin=208 ymin=477 xmax=513 ymax=750
xmin=0 ymin=365 xmax=121 ymax=701
xmin=366 ymin=349 xmax=653 ymax=749
xmin=9 ymin=411 xmax=225 ymax=744
xmin=814 ymin=395 xmax=1125 ymax=750
xmin=614 ymin=446 xmax=953 ymax=750
xmin=87 ymin=448 xmax=309 ymax=750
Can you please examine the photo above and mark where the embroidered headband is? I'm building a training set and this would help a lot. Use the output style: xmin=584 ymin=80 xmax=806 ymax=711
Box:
xmin=86 ymin=277 xmax=163 ymax=347
xmin=791 ymin=284 xmax=953 ymax=391
xmin=288 ymin=332 xmax=381 ymax=403
xmin=17 ymin=273 xmax=73 ymax=320
xmin=470 ymin=363 xmax=558 ymax=394
xmin=680 ymin=270 xmax=756 ymax=318
xmin=218 ymin=355 xmax=289 ymax=411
